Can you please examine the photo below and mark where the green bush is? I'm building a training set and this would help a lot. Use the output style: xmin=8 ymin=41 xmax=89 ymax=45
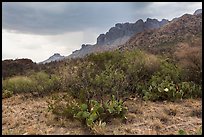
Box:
xmin=87 ymin=50 xmax=124 ymax=70
xmin=91 ymin=63 xmax=128 ymax=99
xmin=143 ymin=77 xmax=183 ymax=101
xmin=48 ymin=94 xmax=127 ymax=128
xmin=3 ymin=76 xmax=36 ymax=94
xmin=143 ymin=75 xmax=202 ymax=101
xmin=66 ymin=49 xmax=161 ymax=101
xmin=30 ymin=72 xmax=61 ymax=93
xmin=141 ymin=59 xmax=202 ymax=101
xmin=178 ymin=82 xmax=202 ymax=98
xmin=2 ymin=72 xmax=61 ymax=95
xmin=120 ymin=50 xmax=160 ymax=93
xmin=47 ymin=93 xmax=80 ymax=119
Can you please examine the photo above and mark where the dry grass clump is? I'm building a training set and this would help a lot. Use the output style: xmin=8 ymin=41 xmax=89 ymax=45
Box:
xmin=174 ymin=42 xmax=202 ymax=84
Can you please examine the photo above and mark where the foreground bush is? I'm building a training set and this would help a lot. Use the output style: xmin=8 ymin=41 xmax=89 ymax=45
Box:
xmin=48 ymin=94 xmax=127 ymax=130
xmin=142 ymin=60 xmax=202 ymax=101
xmin=61 ymin=50 xmax=161 ymax=102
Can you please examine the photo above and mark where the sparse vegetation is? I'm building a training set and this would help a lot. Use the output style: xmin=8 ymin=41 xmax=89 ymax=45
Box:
xmin=178 ymin=126 xmax=202 ymax=135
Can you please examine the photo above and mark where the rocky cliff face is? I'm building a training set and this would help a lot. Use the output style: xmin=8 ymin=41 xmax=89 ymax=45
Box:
xmin=96 ymin=18 xmax=169 ymax=46
xmin=68 ymin=18 xmax=169 ymax=59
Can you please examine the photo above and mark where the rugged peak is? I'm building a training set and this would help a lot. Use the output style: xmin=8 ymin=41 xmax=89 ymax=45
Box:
xmin=136 ymin=19 xmax=144 ymax=23
xmin=39 ymin=53 xmax=65 ymax=64
xmin=146 ymin=18 xmax=158 ymax=22
xmin=53 ymin=53 xmax=61 ymax=56
xmin=96 ymin=18 xmax=169 ymax=46
xmin=81 ymin=44 xmax=92 ymax=48
xmin=49 ymin=53 xmax=64 ymax=59
xmin=194 ymin=9 xmax=202 ymax=15
xmin=160 ymin=19 xmax=169 ymax=26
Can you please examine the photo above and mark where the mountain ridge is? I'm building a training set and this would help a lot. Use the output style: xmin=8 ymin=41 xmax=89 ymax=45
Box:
xmin=40 ymin=9 xmax=202 ymax=63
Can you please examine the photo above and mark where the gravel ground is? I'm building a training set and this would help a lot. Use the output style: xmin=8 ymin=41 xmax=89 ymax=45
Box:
xmin=2 ymin=93 xmax=202 ymax=135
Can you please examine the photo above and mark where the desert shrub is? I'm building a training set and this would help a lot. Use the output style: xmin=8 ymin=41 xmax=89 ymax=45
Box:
xmin=174 ymin=43 xmax=202 ymax=84
xmin=143 ymin=75 xmax=202 ymax=101
xmin=47 ymin=93 xmax=80 ymax=119
xmin=60 ymin=48 xmax=201 ymax=103
xmin=3 ymin=76 xmax=36 ymax=94
xmin=155 ymin=60 xmax=182 ymax=83
xmin=141 ymin=60 xmax=200 ymax=101
xmin=120 ymin=50 xmax=160 ymax=94
xmin=76 ymin=95 xmax=127 ymax=128
xmin=87 ymin=50 xmax=124 ymax=70
xmin=90 ymin=63 xmax=128 ymax=99
xmin=178 ymin=82 xmax=202 ymax=98
xmin=30 ymin=72 xmax=61 ymax=93
xmin=2 ymin=72 xmax=61 ymax=95
xmin=143 ymin=79 xmax=183 ymax=101
xmin=61 ymin=49 xmax=163 ymax=101
xmin=48 ymin=94 xmax=127 ymax=129
xmin=63 ymin=54 xmax=127 ymax=102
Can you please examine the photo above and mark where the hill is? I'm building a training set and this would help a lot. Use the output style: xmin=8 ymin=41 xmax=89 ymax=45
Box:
xmin=119 ymin=13 xmax=202 ymax=56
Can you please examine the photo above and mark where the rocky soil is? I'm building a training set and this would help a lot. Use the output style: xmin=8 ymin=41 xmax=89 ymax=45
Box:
xmin=2 ymin=93 xmax=202 ymax=135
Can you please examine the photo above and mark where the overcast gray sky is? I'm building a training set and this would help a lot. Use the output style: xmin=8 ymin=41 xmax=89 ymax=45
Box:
xmin=2 ymin=2 xmax=202 ymax=63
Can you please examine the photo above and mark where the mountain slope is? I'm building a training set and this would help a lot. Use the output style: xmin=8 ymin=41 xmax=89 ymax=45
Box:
xmin=119 ymin=12 xmax=202 ymax=55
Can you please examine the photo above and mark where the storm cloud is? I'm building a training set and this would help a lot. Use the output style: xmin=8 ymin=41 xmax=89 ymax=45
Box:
xmin=2 ymin=2 xmax=150 ymax=35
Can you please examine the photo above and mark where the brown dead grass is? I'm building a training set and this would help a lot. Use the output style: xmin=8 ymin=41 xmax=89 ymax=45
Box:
xmin=2 ymin=93 xmax=202 ymax=135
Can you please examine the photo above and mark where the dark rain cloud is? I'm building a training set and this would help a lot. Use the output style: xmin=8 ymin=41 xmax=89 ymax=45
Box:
xmin=2 ymin=2 xmax=152 ymax=35
xmin=2 ymin=2 xmax=201 ymax=35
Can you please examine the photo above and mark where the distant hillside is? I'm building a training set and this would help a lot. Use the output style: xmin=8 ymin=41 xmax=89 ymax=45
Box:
xmin=2 ymin=59 xmax=39 ymax=79
xmin=119 ymin=12 xmax=202 ymax=55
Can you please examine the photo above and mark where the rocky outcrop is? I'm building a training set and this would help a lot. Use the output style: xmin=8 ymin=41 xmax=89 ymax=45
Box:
xmin=194 ymin=9 xmax=202 ymax=15
xmin=67 ymin=18 xmax=169 ymax=59
xmin=96 ymin=18 xmax=169 ymax=46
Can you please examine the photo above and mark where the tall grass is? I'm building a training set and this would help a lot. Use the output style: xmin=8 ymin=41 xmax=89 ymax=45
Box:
xmin=2 ymin=72 xmax=61 ymax=96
